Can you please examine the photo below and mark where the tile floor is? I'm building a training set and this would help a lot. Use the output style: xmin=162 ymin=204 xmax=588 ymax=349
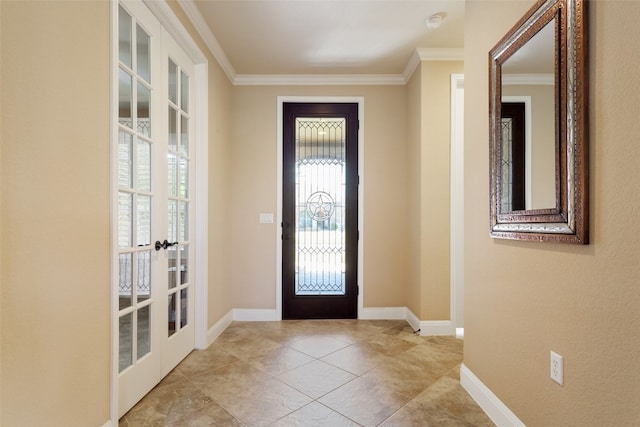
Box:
xmin=119 ymin=320 xmax=494 ymax=426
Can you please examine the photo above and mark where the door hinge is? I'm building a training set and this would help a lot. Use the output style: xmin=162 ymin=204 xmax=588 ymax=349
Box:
xmin=357 ymin=285 xmax=360 ymax=296
xmin=357 ymin=230 xmax=360 ymax=241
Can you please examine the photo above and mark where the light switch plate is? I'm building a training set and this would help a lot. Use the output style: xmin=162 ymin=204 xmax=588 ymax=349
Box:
xmin=259 ymin=213 xmax=274 ymax=224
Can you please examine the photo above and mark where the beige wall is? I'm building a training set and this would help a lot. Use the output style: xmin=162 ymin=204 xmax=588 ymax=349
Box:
xmin=1 ymin=2 xmax=111 ymax=425
xmin=406 ymin=61 xmax=463 ymax=321
xmin=465 ymin=1 xmax=640 ymax=425
xmin=230 ymin=85 xmax=410 ymax=310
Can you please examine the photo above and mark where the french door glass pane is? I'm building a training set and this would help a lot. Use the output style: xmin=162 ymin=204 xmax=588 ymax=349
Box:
xmin=295 ymin=118 xmax=346 ymax=295
xmin=179 ymin=202 xmax=188 ymax=241
xmin=180 ymin=71 xmax=189 ymax=113
xmin=137 ymin=305 xmax=150 ymax=359
xmin=179 ymin=158 xmax=188 ymax=198
xmin=119 ymin=69 xmax=132 ymax=127
xmin=119 ymin=253 xmax=132 ymax=309
xmin=180 ymin=114 xmax=189 ymax=155
xmin=136 ymin=195 xmax=151 ymax=247
xmin=136 ymin=25 xmax=150 ymax=83
xmin=136 ymin=140 xmax=151 ymax=192
xmin=137 ymin=250 xmax=151 ymax=302
xmin=118 ymin=192 xmax=133 ymax=248
xmin=137 ymin=82 xmax=151 ymax=137
xmin=168 ymin=200 xmax=177 ymax=243
xmin=168 ymin=292 xmax=177 ymax=337
xmin=167 ymin=153 xmax=177 ymax=196
xmin=118 ymin=6 xmax=132 ymax=69
xmin=180 ymin=245 xmax=188 ymax=284
xmin=168 ymin=59 xmax=177 ymax=104
xmin=168 ymin=108 xmax=178 ymax=151
xmin=118 ymin=131 xmax=133 ymax=187
xmin=119 ymin=313 xmax=133 ymax=372
xmin=180 ymin=288 xmax=188 ymax=328
xmin=168 ymin=246 xmax=177 ymax=289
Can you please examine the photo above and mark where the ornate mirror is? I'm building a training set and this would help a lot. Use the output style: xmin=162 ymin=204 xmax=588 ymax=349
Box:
xmin=489 ymin=0 xmax=588 ymax=243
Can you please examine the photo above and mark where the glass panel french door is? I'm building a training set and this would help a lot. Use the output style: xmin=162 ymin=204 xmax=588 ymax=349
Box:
xmin=115 ymin=1 xmax=194 ymax=417
xmin=282 ymin=103 xmax=359 ymax=319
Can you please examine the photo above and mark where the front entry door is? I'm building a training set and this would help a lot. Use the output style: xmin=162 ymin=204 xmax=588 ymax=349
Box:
xmin=282 ymin=103 xmax=358 ymax=319
xmin=115 ymin=1 xmax=195 ymax=417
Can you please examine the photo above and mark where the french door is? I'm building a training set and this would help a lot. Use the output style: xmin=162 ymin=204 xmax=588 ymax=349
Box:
xmin=114 ymin=1 xmax=195 ymax=417
xmin=282 ymin=103 xmax=359 ymax=319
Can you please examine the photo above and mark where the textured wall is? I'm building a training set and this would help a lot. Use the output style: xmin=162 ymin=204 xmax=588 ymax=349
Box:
xmin=464 ymin=1 xmax=640 ymax=424
xmin=1 ymin=1 xmax=111 ymax=425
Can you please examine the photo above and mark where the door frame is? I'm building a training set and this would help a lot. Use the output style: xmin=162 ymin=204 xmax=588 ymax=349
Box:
xmin=109 ymin=0 xmax=209 ymax=422
xmin=450 ymin=74 xmax=464 ymax=333
xmin=276 ymin=96 xmax=364 ymax=320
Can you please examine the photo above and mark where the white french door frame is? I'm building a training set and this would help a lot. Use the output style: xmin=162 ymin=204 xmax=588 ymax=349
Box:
xmin=109 ymin=0 xmax=208 ymax=422
xmin=450 ymin=74 xmax=464 ymax=332
xmin=276 ymin=96 xmax=365 ymax=320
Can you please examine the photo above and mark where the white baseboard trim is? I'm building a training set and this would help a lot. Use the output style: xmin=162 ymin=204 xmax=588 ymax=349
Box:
xmin=419 ymin=320 xmax=455 ymax=336
xmin=205 ymin=309 xmax=233 ymax=348
xmin=460 ymin=363 xmax=526 ymax=427
xmin=102 ymin=421 xmax=114 ymax=427
xmin=232 ymin=308 xmax=278 ymax=321
xmin=359 ymin=307 xmax=407 ymax=320
xmin=406 ymin=308 xmax=421 ymax=331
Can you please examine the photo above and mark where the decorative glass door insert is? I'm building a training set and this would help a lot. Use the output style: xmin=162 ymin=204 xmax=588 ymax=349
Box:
xmin=295 ymin=118 xmax=346 ymax=295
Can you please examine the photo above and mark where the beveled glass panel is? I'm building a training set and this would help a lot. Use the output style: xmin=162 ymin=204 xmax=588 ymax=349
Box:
xmin=137 ymin=82 xmax=151 ymax=137
xmin=168 ymin=107 xmax=178 ymax=151
xmin=168 ymin=246 xmax=177 ymax=289
xmin=119 ymin=313 xmax=133 ymax=372
xmin=136 ymin=140 xmax=151 ymax=192
xmin=119 ymin=253 xmax=132 ymax=309
xmin=180 ymin=288 xmax=188 ymax=328
xmin=168 ymin=199 xmax=177 ymax=243
xmin=294 ymin=118 xmax=346 ymax=295
xmin=179 ymin=157 xmax=188 ymax=198
xmin=119 ymin=69 xmax=132 ymax=128
xmin=167 ymin=153 xmax=177 ymax=197
xmin=118 ymin=6 xmax=132 ymax=69
xmin=179 ymin=202 xmax=188 ymax=242
xmin=137 ymin=250 xmax=151 ymax=302
xmin=136 ymin=24 xmax=150 ymax=83
xmin=118 ymin=192 xmax=133 ymax=248
xmin=180 ymin=71 xmax=189 ymax=113
xmin=180 ymin=114 xmax=189 ymax=155
xmin=136 ymin=195 xmax=151 ymax=247
xmin=168 ymin=59 xmax=177 ymax=104
xmin=180 ymin=245 xmax=189 ymax=284
xmin=137 ymin=305 xmax=150 ymax=359
xmin=168 ymin=292 xmax=177 ymax=337
xmin=118 ymin=131 xmax=133 ymax=188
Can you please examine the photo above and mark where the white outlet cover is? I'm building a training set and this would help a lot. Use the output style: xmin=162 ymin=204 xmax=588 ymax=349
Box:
xmin=259 ymin=213 xmax=274 ymax=224
xmin=550 ymin=351 xmax=564 ymax=385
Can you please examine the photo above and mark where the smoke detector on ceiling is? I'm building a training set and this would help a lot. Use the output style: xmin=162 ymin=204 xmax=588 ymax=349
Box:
xmin=425 ymin=13 xmax=444 ymax=30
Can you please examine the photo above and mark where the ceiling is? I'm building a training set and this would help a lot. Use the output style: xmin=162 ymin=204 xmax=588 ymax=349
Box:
xmin=186 ymin=0 xmax=465 ymax=79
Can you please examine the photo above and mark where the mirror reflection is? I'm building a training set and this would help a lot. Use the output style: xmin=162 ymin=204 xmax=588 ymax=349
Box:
xmin=500 ymin=19 xmax=556 ymax=211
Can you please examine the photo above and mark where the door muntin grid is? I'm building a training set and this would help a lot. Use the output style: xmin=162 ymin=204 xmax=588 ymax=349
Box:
xmin=295 ymin=118 xmax=346 ymax=296
xmin=117 ymin=4 xmax=154 ymax=373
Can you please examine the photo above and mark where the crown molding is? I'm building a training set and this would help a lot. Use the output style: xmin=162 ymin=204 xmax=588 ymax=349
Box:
xmin=404 ymin=48 xmax=465 ymax=82
xmin=177 ymin=0 xmax=463 ymax=86
xmin=503 ymin=73 xmax=554 ymax=85
xmin=234 ymin=74 xmax=406 ymax=86
xmin=177 ymin=0 xmax=237 ymax=82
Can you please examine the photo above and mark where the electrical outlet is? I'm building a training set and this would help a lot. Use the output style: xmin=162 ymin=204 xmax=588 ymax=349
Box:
xmin=550 ymin=351 xmax=564 ymax=385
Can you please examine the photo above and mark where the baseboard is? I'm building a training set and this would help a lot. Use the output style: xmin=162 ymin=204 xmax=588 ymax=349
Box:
xmin=419 ymin=320 xmax=455 ymax=336
xmin=232 ymin=308 xmax=278 ymax=321
xmin=102 ymin=420 xmax=114 ymax=427
xmin=405 ymin=308 xmax=421 ymax=331
xmin=359 ymin=307 xmax=407 ymax=320
xmin=205 ymin=309 xmax=233 ymax=348
xmin=460 ymin=364 xmax=526 ymax=427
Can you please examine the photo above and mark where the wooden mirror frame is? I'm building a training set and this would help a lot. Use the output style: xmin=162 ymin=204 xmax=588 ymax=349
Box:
xmin=489 ymin=0 xmax=588 ymax=244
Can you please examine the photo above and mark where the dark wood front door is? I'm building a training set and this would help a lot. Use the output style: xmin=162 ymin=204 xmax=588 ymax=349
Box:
xmin=282 ymin=103 xmax=358 ymax=319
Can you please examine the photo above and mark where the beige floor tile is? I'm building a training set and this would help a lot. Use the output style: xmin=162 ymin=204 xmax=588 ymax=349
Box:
xmin=272 ymin=401 xmax=362 ymax=427
xmin=288 ymin=335 xmax=352 ymax=358
xmin=318 ymin=375 xmax=412 ymax=427
xmin=321 ymin=342 xmax=390 ymax=376
xmin=278 ymin=359 xmax=357 ymax=398
xmin=248 ymin=346 xmax=315 ymax=376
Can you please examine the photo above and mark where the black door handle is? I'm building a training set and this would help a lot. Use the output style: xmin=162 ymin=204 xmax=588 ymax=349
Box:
xmin=155 ymin=240 xmax=179 ymax=251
